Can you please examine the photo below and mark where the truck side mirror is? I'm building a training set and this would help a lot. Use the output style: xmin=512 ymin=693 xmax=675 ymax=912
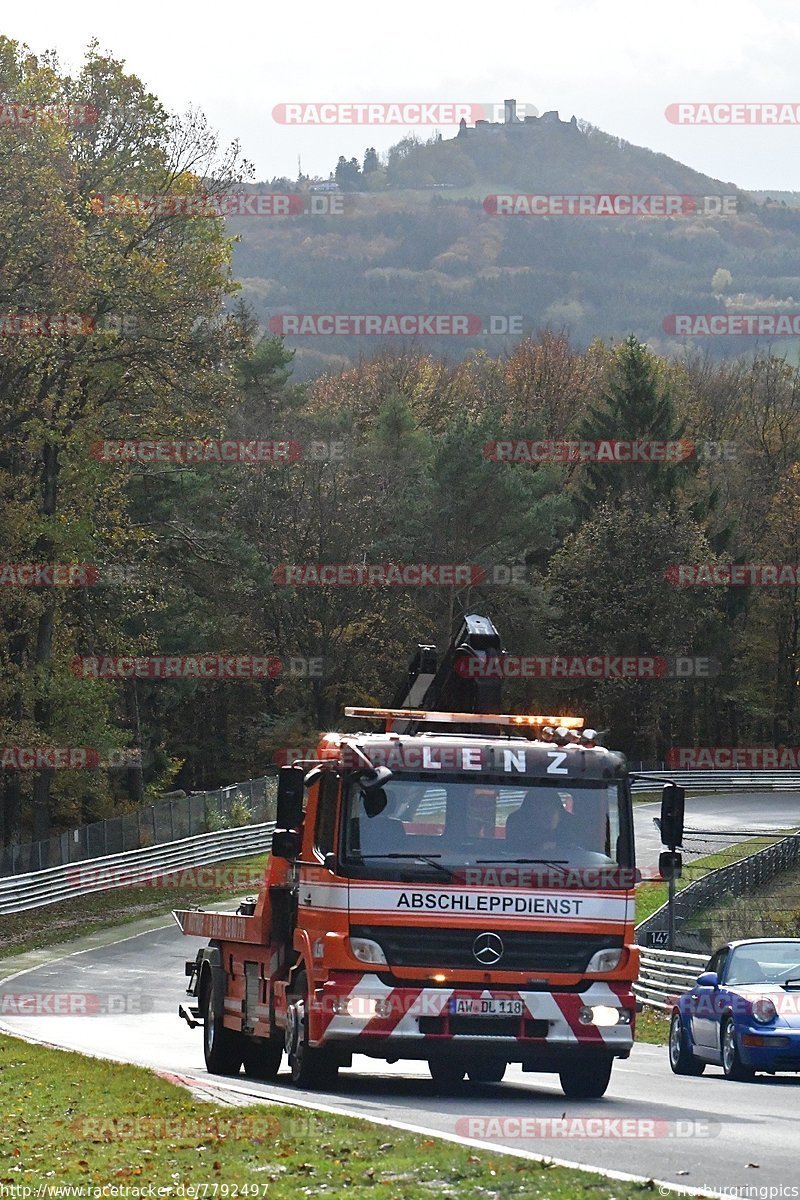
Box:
xmin=357 ymin=766 xmax=393 ymax=792
xmin=272 ymin=829 xmax=300 ymax=860
xmin=276 ymin=765 xmax=305 ymax=830
xmin=660 ymin=782 xmax=685 ymax=849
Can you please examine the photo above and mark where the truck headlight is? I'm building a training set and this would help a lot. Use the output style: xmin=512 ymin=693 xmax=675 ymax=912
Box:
xmin=348 ymin=937 xmax=388 ymax=965
xmin=585 ymin=948 xmax=623 ymax=974
xmin=578 ymin=1004 xmax=631 ymax=1026
xmin=751 ymin=997 xmax=777 ymax=1024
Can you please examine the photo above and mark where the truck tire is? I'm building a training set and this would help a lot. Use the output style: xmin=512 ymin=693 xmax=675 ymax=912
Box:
xmin=669 ymin=1011 xmax=705 ymax=1076
xmin=202 ymin=969 xmax=243 ymax=1076
xmin=428 ymin=1058 xmax=467 ymax=1090
xmin=559 ymin=1057 xmax=613 ymax=1099
xmin=242 ymin=1037 xmax=283 ymax=1081
xmin=467 ymin=1058 xmax=506 ymax=1084
xmin=287 ymin=972 xmax=339 ymax=1090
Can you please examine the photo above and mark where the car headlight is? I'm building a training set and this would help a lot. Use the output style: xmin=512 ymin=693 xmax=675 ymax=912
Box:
xmin=751 ymin=997 xmax=777 ymax=1024
xmin=585 ymin=948 xmax=623 ymax=974
xmin=348 ymin=936 xmax=387 ymax=965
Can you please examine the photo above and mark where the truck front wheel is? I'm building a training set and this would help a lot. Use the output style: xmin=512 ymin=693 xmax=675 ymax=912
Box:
xmin=559 ymin=1057 xmax=613 ymax=1099
xmin=428 ymin=1058 xmax=467 ymax=1090
xmin=467 ymin=1058 xmax=506 ymax=1084
xmin=287 ymin=972 xmax=339 ymax=1090
xmin=202 ymin=970 xmax=243 ymax=1076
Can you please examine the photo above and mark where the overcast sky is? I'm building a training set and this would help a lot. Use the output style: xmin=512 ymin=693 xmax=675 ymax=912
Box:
xmin=7 ymin=0 xmax=800 ymax=189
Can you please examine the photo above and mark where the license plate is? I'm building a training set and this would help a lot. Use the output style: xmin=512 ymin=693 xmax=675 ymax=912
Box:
xmin=448 ymin=997 xmax=524 ymax=1017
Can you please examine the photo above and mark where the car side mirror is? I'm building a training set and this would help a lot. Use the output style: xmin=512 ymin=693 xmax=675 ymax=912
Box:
xmin=697 ymin=971 xmax=719 ymax=988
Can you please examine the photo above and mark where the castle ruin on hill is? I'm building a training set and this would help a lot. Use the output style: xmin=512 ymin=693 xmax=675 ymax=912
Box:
xmin=457 ymin=98 xmax=580 ymax=137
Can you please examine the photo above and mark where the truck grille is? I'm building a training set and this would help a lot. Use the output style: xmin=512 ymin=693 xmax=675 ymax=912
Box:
xmin=351 ymin=925 xmax=622 ymax=973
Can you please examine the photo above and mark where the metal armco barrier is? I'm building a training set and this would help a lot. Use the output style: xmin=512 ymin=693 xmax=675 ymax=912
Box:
xmin=1 ymin=775 xmax=277 ymax=876
xmin=635 ymin=947 xmax=708 ymax=1011
xmin=631 ymin=770 xmax=800 ymax=792
xmin=0 ymin=822 xmax=275 ymax=915
xmin=635 ymin=830 xmax=800 ymax=955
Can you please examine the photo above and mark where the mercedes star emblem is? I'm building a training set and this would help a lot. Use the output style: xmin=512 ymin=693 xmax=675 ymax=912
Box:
xmin=472 ymin=931 xmax=504 ymax=965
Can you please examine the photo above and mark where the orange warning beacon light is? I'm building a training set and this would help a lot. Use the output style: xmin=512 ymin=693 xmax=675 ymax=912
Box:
xmin=343 ymin=706 xmax=585 ymax=733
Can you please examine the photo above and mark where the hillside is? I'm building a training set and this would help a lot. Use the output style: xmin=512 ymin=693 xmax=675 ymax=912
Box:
xmin=230 ymin=119 xmax=800 ymax=377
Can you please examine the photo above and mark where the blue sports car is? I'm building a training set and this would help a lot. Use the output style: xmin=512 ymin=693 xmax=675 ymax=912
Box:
xmin=669 ymin=938 xmax=800 ymax=1080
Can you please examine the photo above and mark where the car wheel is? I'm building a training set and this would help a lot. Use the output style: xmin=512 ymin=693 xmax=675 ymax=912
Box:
xmin=286 ymin=972 xmax=339 ymax=1090
xmin=202 ymin=970 xmax=243 ymax=1076
xmin=721 ymin=1018 xmax=756 ymax=1082
xmin=668 ymin=1011 xmax=705 ymax=1076
xmin=467 ymin=1058 xmax=507 ymax=1084
xmin=428 ymin=1058 xmax=467 ymax=1090
xmin=559 ymin=1057 xmax=613 ymax=1099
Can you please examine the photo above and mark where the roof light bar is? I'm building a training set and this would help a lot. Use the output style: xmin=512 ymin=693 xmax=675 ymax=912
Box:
xmin=344 ymin=706 xmax=584 ymax=731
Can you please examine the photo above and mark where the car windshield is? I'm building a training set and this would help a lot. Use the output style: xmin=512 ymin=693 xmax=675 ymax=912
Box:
xmin=725 ymin=942 xmax=800 ymax=986
xmin=341 ymin=774 xmax=628 ymax=874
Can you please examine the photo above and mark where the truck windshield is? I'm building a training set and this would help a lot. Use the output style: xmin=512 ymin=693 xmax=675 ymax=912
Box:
xmin=341 ymin=775 xmax=631 ymax=875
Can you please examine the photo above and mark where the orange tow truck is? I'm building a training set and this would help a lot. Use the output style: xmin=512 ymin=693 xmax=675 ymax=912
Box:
xmin=175 ymin=615 xmax=683 ymax=1097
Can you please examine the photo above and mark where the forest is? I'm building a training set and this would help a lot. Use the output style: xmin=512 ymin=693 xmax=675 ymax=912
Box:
xmin=2 ymin=38 xmax=799 ymax=847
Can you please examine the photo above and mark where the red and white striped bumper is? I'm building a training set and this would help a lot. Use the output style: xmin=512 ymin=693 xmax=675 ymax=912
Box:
xmin=308 ymin=974 xmax=635 ymax=1051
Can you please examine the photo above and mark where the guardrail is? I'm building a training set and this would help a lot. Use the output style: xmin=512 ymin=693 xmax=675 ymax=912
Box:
xmin=635 ymin=830 xmax=800 ymax=955
xmin=1 ymin=776 xmax=277 ymax=876
xmin=631 ymin=770 xmax=800 ymax=792
xmin=635 ymin=947 xmax=708 ymax=1011
xmin=0 ymin=822 xmax=275 ymax=915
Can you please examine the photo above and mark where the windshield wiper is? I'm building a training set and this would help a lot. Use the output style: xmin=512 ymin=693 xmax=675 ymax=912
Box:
xmin=781 ymin=976 xmax=800 ymax=989
xmin=475 ymin=858 xmax=569 ymax=870
xmin=357 ymin=852 xmax=453 ymax=878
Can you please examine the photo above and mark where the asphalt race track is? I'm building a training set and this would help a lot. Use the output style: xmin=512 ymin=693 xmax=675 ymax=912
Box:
xmin=2 ymin=792 xmax=799 ymax=1197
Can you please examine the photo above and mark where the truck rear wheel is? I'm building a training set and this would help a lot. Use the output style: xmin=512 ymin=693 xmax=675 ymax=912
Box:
xmin=559 ymin=1057 xmax=613 ymax=1099
xmin=287 ymin=972 xmax=339 ymax=1090
xmin=242 ymin=1037 xmax=283 ymax=1081
xmin=202 ymin=970 xmax=243 ymax=1076
xmin=428 ymin=1058 xmax=467 ymax=1090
